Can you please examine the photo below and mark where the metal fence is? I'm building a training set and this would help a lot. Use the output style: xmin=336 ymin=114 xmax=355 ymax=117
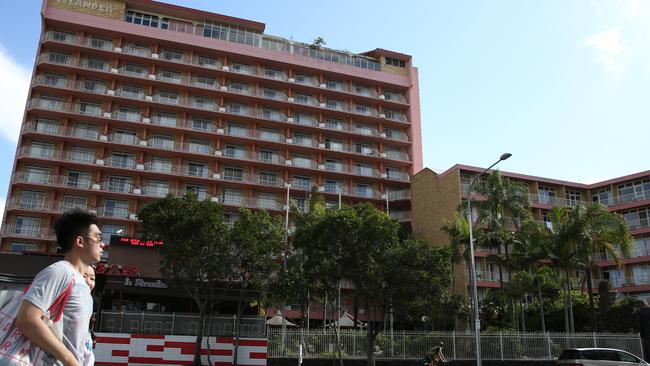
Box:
xmin=267 ymin=329 xmax=643 ymax=360
xmin=99 ymin=311 xmax=266 ymax=338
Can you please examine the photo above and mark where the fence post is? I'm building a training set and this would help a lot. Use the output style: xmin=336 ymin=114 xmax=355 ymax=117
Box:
xmin=592 ymin=332 xmax=597 ymax=348
xmin=547 ymin=332 xmax=552 ymax=360
xmin=119 ymin=311 xmax=124 ymax=333
xmin=499 ymin=332 xmax=504 ymax=360
xmin=171 ymin=312 xmax=175 ymax=335
xmin=452 ymin=331 xmax=456 ymax=360
xmin=639 ymin=333 xmax=644 ymax=360
xmin=141 ymin=311 xmax=145 ymax=333
xmin=353 ymin=329 xmax=356 ymax=357
xmin=402 ymin=330 xmax=406 ymax=359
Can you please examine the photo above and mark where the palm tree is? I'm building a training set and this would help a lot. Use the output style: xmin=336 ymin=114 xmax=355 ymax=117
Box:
xmin=566 ymin=203 xmax=632 ymax=331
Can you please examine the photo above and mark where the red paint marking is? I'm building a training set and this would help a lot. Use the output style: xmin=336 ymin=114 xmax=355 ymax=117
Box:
xmin=129 ymin=357 xmax=193 ymax=365
xmin=249 ymin=352 xmax=267 ymax=359
xmin=236 ymin=339 xmax=267 ymax=347
xmin=147 ymin=344 xmax=164 ymax=352
xmin=215 ymin=362 xmax=232 ymax=366
xmin=96 ymin=336 xmax=130 ymax=344
xmin=111 ymin=350 xmax=129 ymax=357
xmin=201 ymin=348 xmax=232 ymax=356
xmin=95 ymin=363 xmax=128 ymax=366
xmin=132 ymin=333 xmax=165 ymax=339
xmin=164 ymin=341 xmax=195 ymax=355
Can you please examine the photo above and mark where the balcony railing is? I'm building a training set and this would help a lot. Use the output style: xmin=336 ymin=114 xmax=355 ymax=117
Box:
xmin=1 ymin=225 xmax=54 ymax=240
xmin=626 ymin=218 xmax=650 ymax=230
xmin=389 ymin=210 xmax=411 ymax=221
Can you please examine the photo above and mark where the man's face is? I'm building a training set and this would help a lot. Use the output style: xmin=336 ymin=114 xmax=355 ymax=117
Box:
xmin=83 ymin=224 xmax=105 ymax=264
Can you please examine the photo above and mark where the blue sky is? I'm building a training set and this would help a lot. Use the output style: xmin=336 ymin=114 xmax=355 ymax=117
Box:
xmin=0 ymin=0 xmax=649 ymax=215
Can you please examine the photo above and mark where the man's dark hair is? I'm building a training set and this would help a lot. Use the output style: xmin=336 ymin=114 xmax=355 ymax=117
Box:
xmin=53 ymin=209 xmax=100 ymax=253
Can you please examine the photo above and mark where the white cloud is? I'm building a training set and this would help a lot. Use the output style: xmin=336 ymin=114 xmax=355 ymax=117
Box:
xmin=0 ymin=46 xmax=31 ymax=143
xmin=586 ymin=27 xmax=625 ymax=68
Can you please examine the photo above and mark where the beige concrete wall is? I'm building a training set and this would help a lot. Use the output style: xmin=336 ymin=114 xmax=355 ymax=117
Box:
xmin=48 ymin=0 xmax=126 ymax=20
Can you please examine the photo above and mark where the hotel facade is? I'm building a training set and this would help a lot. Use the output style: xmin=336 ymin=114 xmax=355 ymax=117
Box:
xmin=412 ymin=165 xmax=650 ymax=303
xmin=1 ymin=0 xmax=420 ymax=259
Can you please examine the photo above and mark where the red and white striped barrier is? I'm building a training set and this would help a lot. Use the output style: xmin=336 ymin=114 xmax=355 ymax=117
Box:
xmin=94 ymin=333 xmax=267 ymax=366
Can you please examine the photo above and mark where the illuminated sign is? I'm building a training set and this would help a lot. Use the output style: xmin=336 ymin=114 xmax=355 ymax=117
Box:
xmin=96 ymin=263 xmax=139 ymax=276
xmin=123 ymin=277 xmax=168 ymax=289
xmin=110 ymin=236 xmax=164 ymax=248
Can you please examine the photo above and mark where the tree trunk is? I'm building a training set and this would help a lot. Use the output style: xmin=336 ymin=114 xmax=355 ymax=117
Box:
xmin=194 ymin=303 xmax=206 ymax=366
xmin=565 ymin=269 xmax=575 ymax=333
xmin=233 ymin=291 xmax=245 ymax=366
xmin=365 ymin=300 xmax=377 ymax=366
xmin=585 ymin=266 xmax=597 ymax=332
xmin=537 ymin=279 xmax=546 ymax=333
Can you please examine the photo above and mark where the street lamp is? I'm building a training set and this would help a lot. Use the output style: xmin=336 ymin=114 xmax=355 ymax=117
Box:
xmin=467 ymin=152 xmax=511 ymax=366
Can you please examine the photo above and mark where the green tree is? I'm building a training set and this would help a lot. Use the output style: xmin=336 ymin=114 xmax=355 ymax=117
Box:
xmin=228 ymin=208 xmax=285 ymax=366
xmin=568 ymin=203 xmax=632 ymax=331
xmin=137 ymin=194 xmax=231 ymax=366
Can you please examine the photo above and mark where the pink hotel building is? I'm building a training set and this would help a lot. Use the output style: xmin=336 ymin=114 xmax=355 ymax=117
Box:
xmin=1 ymin=0 xmax=421 ymax=257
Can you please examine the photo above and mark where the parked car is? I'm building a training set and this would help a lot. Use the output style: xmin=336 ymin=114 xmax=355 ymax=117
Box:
xmin=557 ymin=348 xmax=648 ymax=365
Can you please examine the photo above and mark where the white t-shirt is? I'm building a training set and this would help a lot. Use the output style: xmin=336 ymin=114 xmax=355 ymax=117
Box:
xmin=23 ymin=260 xmax=93 ymax=365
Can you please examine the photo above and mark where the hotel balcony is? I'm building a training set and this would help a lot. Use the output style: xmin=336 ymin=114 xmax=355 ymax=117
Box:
xmin=1 ymin=225 xmax=55 ymax=241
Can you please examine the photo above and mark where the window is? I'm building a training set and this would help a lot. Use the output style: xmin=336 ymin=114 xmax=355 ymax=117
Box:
xmin=145 ymin=180 xmax=169 ymax=197
xmin=618 ymin=179 xmax=650 ymax=204
xmin=35 ymin=118 xmax=59 ymax=134
xmin=79 ymin=101 xmax=102 ymax=116
xmin=326 ymin=80 xmax=343 ymax=91
xmin=292 ymin=176 xmax=311 ymax=190
xmin=86 ymin=58 xmax=108 ymax=71
xmin=565 ymin=189 xmax=582 ymax=206
xmin=355 ymin=104 xmax=372 ymax=115
xmin=384 ymin=109 xmax=405 ymax=121
xmin=153 ymin=112 xmax=177 ymax=127
xmin=125 ymin=43 xmax=149 ymax=56
xmin=203 ymin=22 xmax=260 ymax=46
xmin=231 ymin=62 xmax=253 ymax=75
xmin=83 ymin=79 xmax=105 ymax=93
xmin=43 ymin=73 xmax=67 ymax=88
xmin=326 ymin=99 xmax=344 ymax=110
xmin=30 ymin=141 xmax=54 ymax=158
xmin=107 ymin=176 xmax=131 ymax=192
xmin=51 ymin=30 xmax=74 ymax=43
xmin=260 ymin=128 xmax=281 ymax=142
xmin=150 ymin=157 xmax=172 ymax=173
xmin=117 ymin=107 xmax=140 ymax=121
xmin=150 ymin=134 xmax=174 ymax=150
xmin=158 ymin=70 xmax=181 ymax=83
xmin=354 ymin=85 xmax=372 ymax=97
xmin=293 ymin=113 xmax=316 ymax=126
xmin=355 ymin=123 xmax=373 ymax=136
xmin=384 ymin=148 xmax=403 ymax=160
xmin=161 ymin=49 xmax=184 ymax=62
xmin=157 ymin=90 xmax=178 ymax=104
xmin=25 ymin=166 xmax=49 ymax=184
xmin=113 ymin=129 xmax=137 ymax=144
xmin=221 ymin=189 xmax=243 ymax=205
xmin=538 ymin=185 xmax=556 ymax=205
xmin=325 ymin=138 xmax=343 ymax=151
xmin=15 ymin=216 xmax=41 ymax=236
xmin=70 ymin=147 xmax=95 ymax=163
xmin=262 ymin=108 xmax=283 ymax=121
xmin=258 ymin=150 xmax=277 ymax=163
xmin=223 ymin=166 xmax=244 ymax=181
xmin=385 ymin=57 xmax=406 ymax=68
xmin=193 ymin=96 xmax=214 ymax=109
xmin=62 ymin=195 xmax=87 ymax=211
xmin=11 ymin=242 xmax=37 ymax=253
xmin=264 ymin=68 xmax=284 ymax=80
xmin=225 ymin=145 xmax=246 ymax=159
xmin=66 ymin=170 xmax=92 ymax=189
xmin=325 ymin=159 xmax=343 ymax=172
xmin=102 ymin=223 xmax=127 ymax=249
xmin=48 ymin=52 xmax=70 ymax=65
xmin=189 ymin=139 xmax=210 ymax=154
xmin=325 ymin=180 xmax=342 ymax=193
xmin=197 ymin=55 xmax=218 ymax=68
xmin=294 ymin=74 xmax=314 ymax=85
xmin=187 ymin=162 xmax=208 ymax=177
xmin=293 ymin=93 xmax=312 ymax=105
xmin=88 ymin=37 xmax=112 ymax=50
xmin=229 ymin=82 xmax=250 ymax=94
xmin=258 ymin=193 xmax=277 ymax=209
xmin=258 ymin=171 xmax=278 ymax=186
xmin=356 ymin=184 xmax=373 ymax=198
xmin=356 ymin=143 xmax=375 ymax=156
xmin=228 ymin=103 xmax=248 ymax=115
xmin=356 ymin=163 xmax=374 ymax=177
xmin=19 ymin=190 xmax=45 ymax=209
xmin=293 ymin=154 xmax=312 ymax=168
xmin=191 ymin=117 xmax=211 ymax=132
xmin=109 ymin=152 xmax=134 ymax=168
xmin=592 ymin=188 xmax=612 ymax=206
xmin=122 ymin=63 xmax=146 ymax=77
xmin=104 ymin=199 xmax=128 ymax=218
xmin=120 ymin=85 xmax=144 ymax=99
xmin=292 ymin=134 xmax=312 ymax=147
xmin=263 ymin=88 xmax=282 ymax=100
xmin=227 ymin=123 xmax=247 ymax=137
xmin=325 ymin=119 xmax=343 ymax=130
xmin=384 ymin=90 xmax=405 ymax=102
xmin=125 ymin=10 xmax=160 ymax=28
xmin=194 ymin=76 xmax=216 ymax=88
xmin=186 ymin=184 xmax=207 ymax=200
xmin=72 ymin=124 xmax=98 ymax=140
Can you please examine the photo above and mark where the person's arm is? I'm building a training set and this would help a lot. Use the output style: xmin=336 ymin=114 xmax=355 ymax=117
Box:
xmin=15 ymin=300 xmax=80 ymax=366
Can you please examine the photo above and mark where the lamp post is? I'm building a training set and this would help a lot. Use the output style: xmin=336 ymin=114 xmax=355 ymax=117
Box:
xmin=467 ymin=152 xmax=511 ymax=366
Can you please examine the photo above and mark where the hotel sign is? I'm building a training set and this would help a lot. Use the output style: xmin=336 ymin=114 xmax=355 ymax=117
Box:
xmin=48 ymin=0 xmax=126 ymax=20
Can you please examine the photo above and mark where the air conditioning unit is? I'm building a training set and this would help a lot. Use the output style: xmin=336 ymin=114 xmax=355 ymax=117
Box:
xmin=102 ymin=112 xmax=112 ymax=118
xmin=287 ymin=97 xmax=294 ymax=103
xmin=95 ymin=159 xmax=104 ymax=165
xmin=91 ymin=184 xmax=101 ymax=190
xmin=145 ymin=95 xmax=153 ymax=101
xmin=220 ymin=86 xmax=228 ymax=91
xmin=380 ymin=173 xmax=388 ymax=179
xmin=319 ymin=83 xmax=326 ymax=88
xmin=318 ymin=164 xmax=325 ymax=170
xmin=380 ymin=132 xmax=387 ymax=138
xmin=378 ymin=95 xmax=385 ymax=100
xmin=99 ymin=135 xmax=108 ymax=141
xmin=132 ymin=188 xmax=141 ymax=195
xmin=136 ymin=164 xmax=144 ymax=170
xmin=285 ymin=160 xmax=293 ymax=166
xmin=139 ymin=140 xmax=147 ymax=146
xmin=151 ymin=53 xmax=159 ymax=59
xmin=148 ymin=74 xmax=156 ymax=80
xmin=142 ymin=117 xmax=150 ymax=123
xmin=216 ymin=128 xmax=224 ymax=134
xmin=129 ymin=213 xmax=137 ymax=220
xmin=379 ymin=113 xmax=386 ymax=118
xmin=106 ymin=89 xmax=115 ymax=96
xmin=214 ymin=150 xmax=222 ymax=156
xmin=218 ymin=107 xmax=226 ymax=112
xmin=285 ymin=138 xmax=293 ymax=144
xmin=222 ymin=65 xmax=230 ymax=71
xmin=210 ymin=197 xmax=219 ymax=203
xmin=318 ymin=143 xmax=325 ymax=149
xmin=318 ymin=123 xmax=325 ymax=128
xmin=319 ymin=102 xmax=326 ymax=108
xmin=110 ymin=68 xmax=118 ymax=74
xmin=88 ymin=209 xmax=98 ymax=214
xmin=288 ymin=77 xmax=295 ymax=83
xmin=212 ymin=173 xmax=221 ymax=179
xmin=317 ymin=186 xmax=325 ymax=192
xmin=380 ymin=152 xmax=387 ymax=158
xmin=113 ymin=47 xmax=122 ymax=53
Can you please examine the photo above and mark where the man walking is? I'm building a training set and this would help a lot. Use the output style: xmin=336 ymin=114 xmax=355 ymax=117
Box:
xmin=15 ymin=209 xmax=104 ymax=366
